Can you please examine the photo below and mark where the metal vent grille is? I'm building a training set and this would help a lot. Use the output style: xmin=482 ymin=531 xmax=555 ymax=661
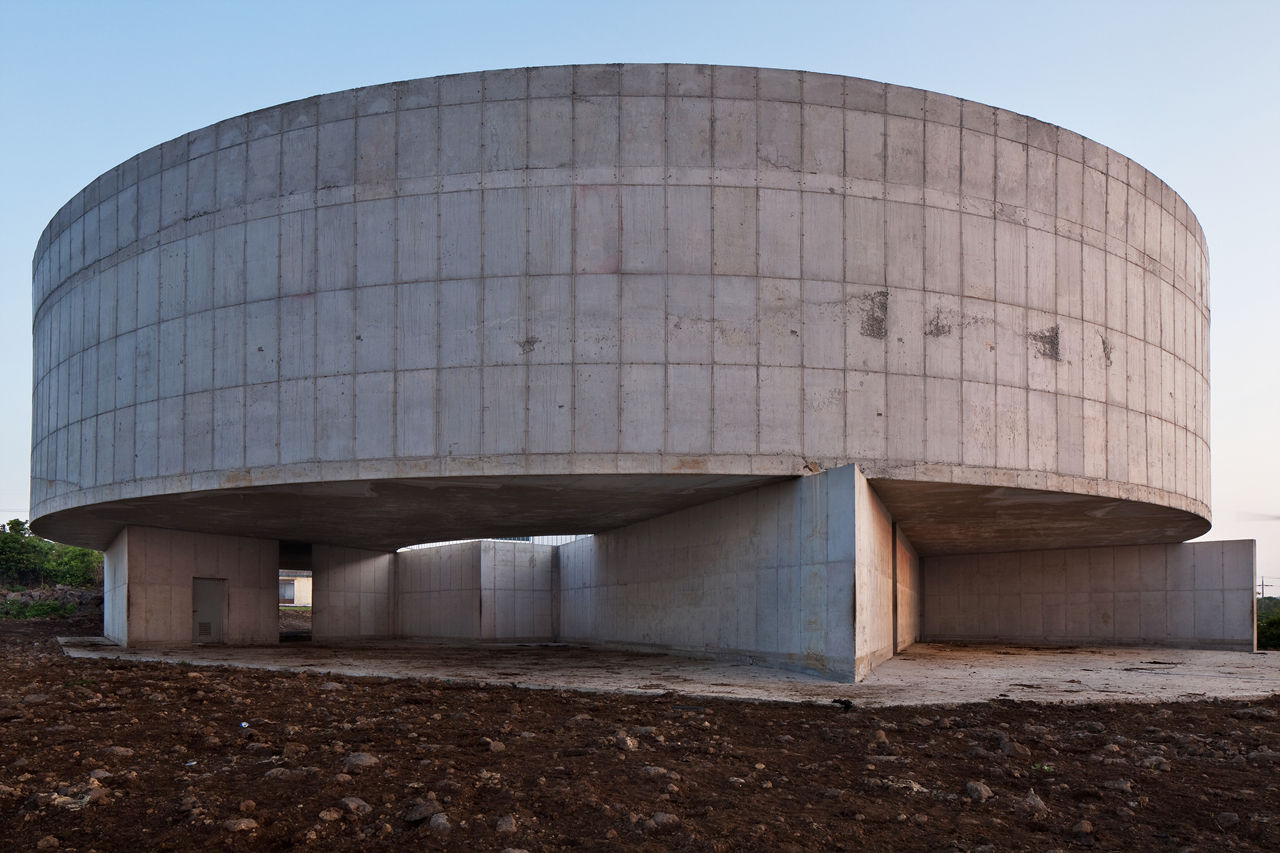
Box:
xmin=198 ymin=622 xmax=212 ymax=638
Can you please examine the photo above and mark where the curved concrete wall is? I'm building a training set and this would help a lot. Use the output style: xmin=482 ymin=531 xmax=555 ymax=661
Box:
xmin=30 ymin=64 xmax=1210 ymax=549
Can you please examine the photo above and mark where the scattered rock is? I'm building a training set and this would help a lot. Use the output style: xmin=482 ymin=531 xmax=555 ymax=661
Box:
xmin=483 ymin=737 xmax=506 ymax=752
xmin=319 ymin=682 xmax=345 ymax=691
xmin=36 ymin=837 xmax=58 ymax=850
xmin=652 ymin=811 xmax=680 ymax=829
xmin=1232 ymin=707 xmax=1277 ymax=720
xmin=106 ymin=746 xmax=134 ymax=757
xmin=1103 ymin=779 xmax=1133 ymax=793
xmin=869 ymin=776 xmax=929 ymax=794
xmin=965 ymin=781 xmax=994 ymax=803
xmin=1001 ymin=740 xmax=1032 ymax=758
xmin=1216 ymin=811 xmax=1240 ymax=828
xmin=319 ymin=808 xmax=343 ymax=821
xmin=343 ymin=752 xmax=379 ymax=772
xmin=404 ymin=796 xmax=443 ymax=823
xmin=239 ymin=799 xmax=256 ymax=813
xmin=429 ymin=812 xmax=451 ymax=835
xmin=1139 ymin=756 xmax=1171 ymax=771
xmin=340 ymin=796 xmax=372 ymax=815
xmin=223 ymin=818 xmax=257 ymax=832
xmin=1023 ymin=788 xmax=1047 ymax=813
xmin=1072 ymin=819 xmax=1095 ymax=835
xmin=263 ymin=767 xmax=304 ymax=780
xmin=496 ymin=813 xmax=517 ymax=834
xmin=615 ymin=733 xmax=640 ymax=751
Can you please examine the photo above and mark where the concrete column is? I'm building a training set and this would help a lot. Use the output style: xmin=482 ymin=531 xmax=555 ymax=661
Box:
xmin=102 ymin=529 xmax=129 ymax=646
xmin=854 ymin=472 xmax=895 ymax=677
xmin=894 ymin=528 xmax=922 ymax=652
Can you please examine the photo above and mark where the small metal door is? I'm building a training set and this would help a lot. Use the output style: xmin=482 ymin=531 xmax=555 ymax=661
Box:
xmin=192 ymin=577 xmax=226 ymax=643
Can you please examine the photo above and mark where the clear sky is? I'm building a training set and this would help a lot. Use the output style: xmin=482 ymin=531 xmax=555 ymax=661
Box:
xmin=2 ymin=0 xmax=1277 ymax=588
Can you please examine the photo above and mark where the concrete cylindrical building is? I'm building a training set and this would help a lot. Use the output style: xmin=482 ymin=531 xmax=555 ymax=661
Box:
xmin=32 ymin=65 xmax=1246 ymax=669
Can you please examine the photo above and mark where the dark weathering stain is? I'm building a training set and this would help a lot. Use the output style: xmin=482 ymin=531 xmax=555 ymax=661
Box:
xmin=859 ymin=290 xmax=889 ymax=339
xmin=1099 ymin=334 xmax=1114 ymax=367
xmin=925 ymin=308 xmax=952 ymax=338
xmin=1028 ymin=325 xmax=1060 ymax=361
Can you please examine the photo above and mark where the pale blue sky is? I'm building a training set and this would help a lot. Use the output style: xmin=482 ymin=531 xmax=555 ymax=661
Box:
xmin=2 ymin=0 xmax=1277 ymax=586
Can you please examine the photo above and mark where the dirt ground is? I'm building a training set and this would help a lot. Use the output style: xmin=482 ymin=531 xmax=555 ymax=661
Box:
xmin=3 ymin=614 xmax=1279 ymax=852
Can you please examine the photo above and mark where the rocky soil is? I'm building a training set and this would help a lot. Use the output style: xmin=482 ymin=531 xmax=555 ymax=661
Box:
xmin=1 ymin=614 xmax=1278 ymax=851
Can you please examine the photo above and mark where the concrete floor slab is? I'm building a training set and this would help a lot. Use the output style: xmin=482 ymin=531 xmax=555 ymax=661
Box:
xmin=57 ymin=638 xmax=1280 ymax=708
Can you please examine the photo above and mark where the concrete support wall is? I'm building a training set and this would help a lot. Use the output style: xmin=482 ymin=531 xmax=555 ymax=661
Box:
xmin=895 ymin=532 xmax=922 ymax=652
xmin=312 ymin=545 xmax=394 ymax=640
xmin=395 ymin=541 xmax=557 ymax=640
xmin=559 ymin=465 xmax=893 ymax=679
xmin=854 ymin=476 xmax=895 ymax=677
xmin=482 ymin=540 xmax=558 ymax=639
xmin=103 ymin=529 xmax=129 ymax=645
xmin=923 ymin=540 xmax=1256 ymax=651
xmin=101 ymin=525 xmax=277 ymax=646
xmin=395 ymin=541 xmax=482 ymax=638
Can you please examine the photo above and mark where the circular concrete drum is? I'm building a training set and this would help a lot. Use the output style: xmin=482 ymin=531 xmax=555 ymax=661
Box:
xmin=30 ymin=64 xmax=1210 ymax=555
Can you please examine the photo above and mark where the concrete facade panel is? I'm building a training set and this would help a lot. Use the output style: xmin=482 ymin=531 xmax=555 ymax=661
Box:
xmin=922 ymin=540 xmax=1255 ymax=651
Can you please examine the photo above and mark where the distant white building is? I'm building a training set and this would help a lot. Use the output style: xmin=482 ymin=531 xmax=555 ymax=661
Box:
xmin=278 ymin=570 xmax=312 ymax=606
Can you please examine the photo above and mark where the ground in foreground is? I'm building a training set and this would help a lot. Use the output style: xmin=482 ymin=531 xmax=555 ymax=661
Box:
xmin=2 ymin=615 xmax=1278 ymax=852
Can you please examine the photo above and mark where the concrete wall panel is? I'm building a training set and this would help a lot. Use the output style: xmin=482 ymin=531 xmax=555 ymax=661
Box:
xmin=312 ymin=545 xmax=393 ymax=640
xmin=923 ymin=540 xmax=1255 ymax=651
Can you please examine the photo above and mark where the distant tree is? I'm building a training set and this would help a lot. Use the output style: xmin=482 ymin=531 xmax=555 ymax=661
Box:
xmin=1259 ymin=613 xmax=1280 ymax=651
xmin=48 ymin=543 xmax=101 ymax=587
xmin=0 ymin=520 xmax=100 ymax=589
